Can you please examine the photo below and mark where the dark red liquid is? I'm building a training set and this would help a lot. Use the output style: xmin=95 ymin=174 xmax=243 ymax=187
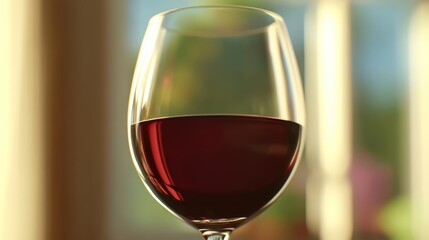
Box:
xmin=130 ymin=115 xmax=302 ymax=229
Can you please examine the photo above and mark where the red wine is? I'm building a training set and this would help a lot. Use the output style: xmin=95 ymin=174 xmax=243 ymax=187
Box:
xmin=130 ymin=115 xmax=302 ymax=229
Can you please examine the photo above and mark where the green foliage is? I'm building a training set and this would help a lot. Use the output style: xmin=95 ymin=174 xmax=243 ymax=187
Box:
xmin=379 ymin=196 xmax=412 ymax=240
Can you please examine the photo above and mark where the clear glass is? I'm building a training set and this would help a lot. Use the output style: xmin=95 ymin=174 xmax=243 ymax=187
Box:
xmin=127 ymin=6 xmax=305 ymax=240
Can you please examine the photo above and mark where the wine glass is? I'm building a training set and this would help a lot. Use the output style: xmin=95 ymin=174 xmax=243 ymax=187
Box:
xmin=128 ymin=6 xmax=305 ymax=240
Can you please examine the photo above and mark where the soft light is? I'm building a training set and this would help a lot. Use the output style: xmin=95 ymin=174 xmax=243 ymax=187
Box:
xmin=0 ymin=0 xmax=44 ymax=239
xmin=305 ymin=0 xmax=353 ymax=239
xmin=409 ymin=2 xmax=429 ymax=239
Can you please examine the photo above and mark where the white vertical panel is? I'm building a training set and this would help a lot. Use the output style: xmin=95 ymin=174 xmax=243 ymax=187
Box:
xmin=409 ymin=2 xmax=429 ymax=240
xmin=0 ymin=0 xmax=44 ymax=239
xmin=305 ymin=0 xmax=353 ymax=239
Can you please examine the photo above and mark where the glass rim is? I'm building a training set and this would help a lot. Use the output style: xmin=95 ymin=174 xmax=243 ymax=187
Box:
xmin=148 ymin=5 xmax=285 ymax=37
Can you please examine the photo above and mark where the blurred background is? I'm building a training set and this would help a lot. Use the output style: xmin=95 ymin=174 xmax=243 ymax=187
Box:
xmin=1 ymin=0 xmax=428 ymax=240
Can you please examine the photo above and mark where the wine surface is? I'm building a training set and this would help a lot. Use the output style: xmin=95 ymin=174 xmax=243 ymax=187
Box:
xmin=130 ymin=115 xmax=302 ymax=229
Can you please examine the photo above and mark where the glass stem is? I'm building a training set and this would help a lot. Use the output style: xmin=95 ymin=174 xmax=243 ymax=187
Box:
xmin=201 ymin=231 xmax=230 ymax=240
